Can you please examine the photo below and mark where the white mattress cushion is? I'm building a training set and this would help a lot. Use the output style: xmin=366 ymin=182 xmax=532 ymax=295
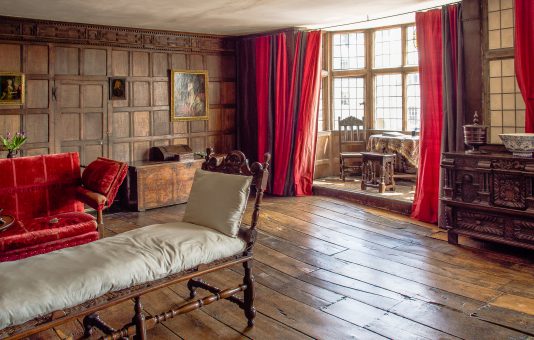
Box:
xmin=0 ymin=221 xmax=245 ymax=329
xmin=183 ymin=169 xmax=252 ymax=237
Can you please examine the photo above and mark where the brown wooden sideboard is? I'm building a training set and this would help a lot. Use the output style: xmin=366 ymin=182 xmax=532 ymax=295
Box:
xmin=121 ymin=159 xmax=203 ymax=211
xmin=441 ymin=152 xmax=534 ymax=250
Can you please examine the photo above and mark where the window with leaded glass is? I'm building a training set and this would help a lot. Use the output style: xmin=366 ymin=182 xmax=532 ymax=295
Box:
xmin=332 ymin=32 xmax=365 ymax=70
xmin=333 ymin=77 xmax=365 ymax=130
xmin=406 ymin=26 xmax=418 ymax=66
xmin=373 ymin=28 xmax=402 ymax=69
xmin=406 ymin=72 xmax=421 ymax=131
xmin=374 ymin=74 xmax=403 ymax=130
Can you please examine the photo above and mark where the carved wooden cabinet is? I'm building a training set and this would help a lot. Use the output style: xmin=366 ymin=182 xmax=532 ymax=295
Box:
xmin=121 ymin=159 xmax=203 ymax=211
xmin=441 ymin=152 xmax=534 ymax=250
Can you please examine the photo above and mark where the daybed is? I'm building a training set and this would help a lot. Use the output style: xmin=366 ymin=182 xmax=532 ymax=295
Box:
xmin=0 ymin=153 xmax=127 ymax=262
xmin=0 ymin=149 xmax=270 ymax=339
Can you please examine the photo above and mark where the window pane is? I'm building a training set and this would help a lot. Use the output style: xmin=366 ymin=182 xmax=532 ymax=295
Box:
xmin=373 ymin=28 xmax=402 ymax=68
xmin=332 ymin=32 xmax=365 ymax=70
xmin=333 ymin=77 xmax=365 ymax=130
xmin=406 ymin=72 xmax=421 ymax=131
xmin=374 ymin=74 xmax=403 ymax=130
xmin=406 ymin=26 xmax=419 ymax=66
xmin=317 ymin=80 xmax=324 ymax=131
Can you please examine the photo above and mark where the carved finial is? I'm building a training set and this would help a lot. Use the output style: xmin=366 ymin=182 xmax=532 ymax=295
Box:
xmin=473 ymin=111 xmax=479 ymax=125
xmin=205 ymin=147 xmax=213 ymax=162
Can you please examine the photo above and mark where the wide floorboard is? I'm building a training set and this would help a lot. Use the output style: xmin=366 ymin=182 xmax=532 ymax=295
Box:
xmin=39 ymin=196 xmax=534 ymax=339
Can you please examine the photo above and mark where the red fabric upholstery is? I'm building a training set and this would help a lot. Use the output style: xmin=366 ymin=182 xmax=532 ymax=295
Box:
xmin=0 ymin=231 xmax=99 ymax=262
xmin=0 ymin=153 xmax=84 ymax=221
xmin=0 ymin=212 xmax=97 ymax=253
xmin=80 ymin=157 xmax=128 ymax=210
xmin=0 ymin=153 xmax=100 ymax=262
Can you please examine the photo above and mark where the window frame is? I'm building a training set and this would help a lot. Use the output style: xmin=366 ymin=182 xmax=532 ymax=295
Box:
xmin=321 ymin=24 xmax=419 ymax=133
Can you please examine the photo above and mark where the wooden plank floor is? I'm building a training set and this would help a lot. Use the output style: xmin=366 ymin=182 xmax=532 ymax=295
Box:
xmin=39 ymin=195 xmax=534 ymax=340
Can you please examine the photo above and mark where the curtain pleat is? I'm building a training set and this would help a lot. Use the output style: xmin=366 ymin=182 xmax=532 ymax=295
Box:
xmin=254 ymin=36 xmax=271 ymax=165
xmin=236 ymin=39 xmax=257 ymax=161
xmin=441 ymin=4 xmax=465 ymax=153
xmin=293 ymin=32 xmax=322 ymax=196
xmin=411 ymin=9 xmax=443 ymax=224
xmin=236 ymin=30 xmax=322 ymax=196
xmin=515 ymin=0 xmax=534 ymax=132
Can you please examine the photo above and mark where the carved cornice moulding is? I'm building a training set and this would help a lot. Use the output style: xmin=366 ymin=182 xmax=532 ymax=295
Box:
xmin=0 ymin=16 xmax=236 ymax=52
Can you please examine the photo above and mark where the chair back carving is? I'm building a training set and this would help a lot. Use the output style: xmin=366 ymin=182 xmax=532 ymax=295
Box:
xmin=202 ymin=148 xmax=270 ymax=253
xmin=338 ymin=116 xmax=365 ymax=148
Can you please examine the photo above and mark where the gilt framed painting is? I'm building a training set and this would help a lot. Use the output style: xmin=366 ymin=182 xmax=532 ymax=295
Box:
xmin=170 ymin=69 xmax=208 ymax=121
xmin=0 ymin=72 xmax=24 ymax=106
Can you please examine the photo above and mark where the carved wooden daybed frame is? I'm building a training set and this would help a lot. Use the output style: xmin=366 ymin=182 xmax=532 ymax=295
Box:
xmin=1 ymin=149 xmax=270 ymax=340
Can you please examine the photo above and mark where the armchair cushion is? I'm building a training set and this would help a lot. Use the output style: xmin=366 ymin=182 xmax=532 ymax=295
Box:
xmin=81 ymin=157 xmax=128 ymax=209
xmin=183 ymin=169 xmax=251 ymax=237
xmin=82 ymin=158 xmax=121 ymax=196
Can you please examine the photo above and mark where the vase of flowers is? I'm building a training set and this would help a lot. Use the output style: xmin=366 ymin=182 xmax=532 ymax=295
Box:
xmin=1 ymin=132 xmax=27 ymax=158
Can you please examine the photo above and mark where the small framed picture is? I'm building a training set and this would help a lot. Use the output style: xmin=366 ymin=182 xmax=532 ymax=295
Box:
xmin=170 ymin=69 xmax=208 ymax=121
xmin=0 ymin=72 xmax=24 ymax=106
xmin=109 ymin=77 xmax=126 ymax=100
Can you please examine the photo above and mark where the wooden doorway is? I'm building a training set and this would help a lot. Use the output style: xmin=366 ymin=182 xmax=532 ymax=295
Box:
xmin=54 ymin=79 xmax=109 ymax=165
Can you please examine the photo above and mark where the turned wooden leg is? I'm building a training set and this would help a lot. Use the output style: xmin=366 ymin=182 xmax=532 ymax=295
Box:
xmin=243 ymin=260 xmax=256 ymax=327
xmin=379 ymin=164 xmax=386 ymax=193
xmin=83 ymin=313 xmax=123 ymax=338
xmin=448 ymin=231 xmax=459 ymax=245
xmin=187 ymin=278 xmax=198 ymax=299
xmin=361 ymin=162 xmax=367 ymax=190
xmin=97 ymin=209 xmax=104 ymax=238
xmin=83 ymin=313 xmax=97 ymax=337
xmin=340 ymin=157 xmax=345 ymax=181
xmin=133 ymin=297 xmax=147 ymax=340
xmin=389 ymin=162 xmax=396 ymax=192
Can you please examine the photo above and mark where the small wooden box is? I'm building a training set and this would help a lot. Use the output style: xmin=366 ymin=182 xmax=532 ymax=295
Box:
xmin=149 ymin=145 xmax=194 ymax=162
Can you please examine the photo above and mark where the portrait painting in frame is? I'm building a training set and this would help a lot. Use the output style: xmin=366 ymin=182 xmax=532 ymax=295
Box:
xmin=0 ymin=72 xmax=24 ymax=106
xmin=109 ymin=77 xmax=126 ymax=100
xmin=171 ymin=69 xmax=208 ymax=121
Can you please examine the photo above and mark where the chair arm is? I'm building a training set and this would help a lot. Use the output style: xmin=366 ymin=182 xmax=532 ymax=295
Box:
xmin=76 ymin=186 xmax=107 ymax=211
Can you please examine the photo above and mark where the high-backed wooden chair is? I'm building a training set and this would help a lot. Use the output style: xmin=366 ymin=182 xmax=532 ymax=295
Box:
xmin=338 ymin=116 xmax=365 ymax=181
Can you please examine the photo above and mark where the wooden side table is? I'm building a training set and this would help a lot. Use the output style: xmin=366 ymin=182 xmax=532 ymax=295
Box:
xmin=361 ymin=152 xmax=396 ymax=193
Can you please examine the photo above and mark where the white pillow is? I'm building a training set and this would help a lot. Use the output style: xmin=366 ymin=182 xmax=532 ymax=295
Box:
xmin=183 ymin=169 xmax=252 ymax=237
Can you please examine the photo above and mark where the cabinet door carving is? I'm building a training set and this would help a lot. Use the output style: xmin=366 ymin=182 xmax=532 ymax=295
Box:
xmin=491 ymin=174 xmax=527 ymax=210
xmin=455 ymin=210 xmax=504 ymax=236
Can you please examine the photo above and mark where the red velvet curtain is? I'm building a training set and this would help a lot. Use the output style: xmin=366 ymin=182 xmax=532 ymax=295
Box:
xmin=515 ymin=0 xmax=534 ymax=132
xmin=411 ymin=10 xmax=443 ymax=223
xmin=293 ymin=32 xmax=322 ymax=195
xmin=240 ymin=31 xmax=322 ymax=196
xmin=255 ymin=36 xmax=271 ymax=161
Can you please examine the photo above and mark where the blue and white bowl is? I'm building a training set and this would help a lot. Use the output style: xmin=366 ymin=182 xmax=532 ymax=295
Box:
xmin=499 ymin=133 xmax=534 ymax=158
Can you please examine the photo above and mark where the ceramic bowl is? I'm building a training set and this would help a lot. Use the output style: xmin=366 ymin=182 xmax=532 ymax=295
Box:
xmin=499 ymin=133 xmax=534 ymax=157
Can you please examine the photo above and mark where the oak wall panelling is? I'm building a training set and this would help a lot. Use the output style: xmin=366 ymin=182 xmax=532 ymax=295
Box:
xmin=0 ymin=16 xmax=237 ymax=163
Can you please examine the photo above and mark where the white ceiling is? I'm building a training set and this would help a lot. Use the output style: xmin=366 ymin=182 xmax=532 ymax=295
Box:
xmin=0 ymin=0 xmax=458 ymax=35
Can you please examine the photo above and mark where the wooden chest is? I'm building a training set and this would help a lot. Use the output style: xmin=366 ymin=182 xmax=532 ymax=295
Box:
xmin=121 ymin=159 xmax=203 ymax=211
xmin=441 ymin=152 xmax=534 ymax=250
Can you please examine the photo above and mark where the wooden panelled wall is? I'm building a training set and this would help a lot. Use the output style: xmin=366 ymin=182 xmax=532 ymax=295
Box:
xmin=0 ymin=17 xmax=236 ymax=165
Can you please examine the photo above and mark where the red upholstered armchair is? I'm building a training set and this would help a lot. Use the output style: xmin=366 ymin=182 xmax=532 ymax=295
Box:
xmin=76 ymin=157 xmax=128 ymax=236
xmin=0 ymin=153 xmax=127 ymax=262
